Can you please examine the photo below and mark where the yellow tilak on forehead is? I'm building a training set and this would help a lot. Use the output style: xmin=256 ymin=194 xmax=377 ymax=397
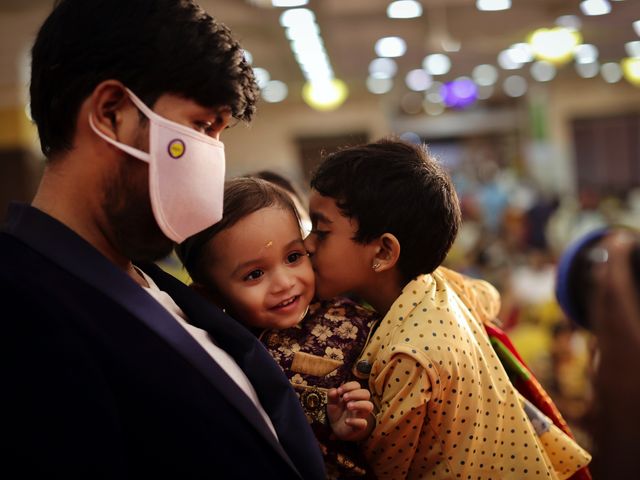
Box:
xmin=264 ymin=240 xmax=273 ymax=248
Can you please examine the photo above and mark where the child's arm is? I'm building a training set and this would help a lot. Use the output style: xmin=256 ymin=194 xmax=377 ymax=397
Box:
xmin=326 ymin=381 xmax=375 ymax=442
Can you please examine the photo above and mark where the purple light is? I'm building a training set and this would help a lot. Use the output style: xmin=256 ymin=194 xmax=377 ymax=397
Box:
xmin=441 ymin=78 xmax=478 ymax=108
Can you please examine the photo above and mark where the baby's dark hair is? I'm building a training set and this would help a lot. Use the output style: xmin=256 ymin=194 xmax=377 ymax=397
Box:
xmin=176 ymin=177 xmax=300 ymax=285
xmin=310 ymin=137 xmax=461 ymax=284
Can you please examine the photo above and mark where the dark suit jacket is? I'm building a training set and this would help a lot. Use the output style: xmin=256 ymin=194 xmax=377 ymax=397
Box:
xmin=0 ymin=203 xmax=325 ymax=479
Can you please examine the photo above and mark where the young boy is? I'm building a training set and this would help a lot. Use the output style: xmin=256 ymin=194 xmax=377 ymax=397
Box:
xmin=304 ymin=138 xmax=592 ymax=479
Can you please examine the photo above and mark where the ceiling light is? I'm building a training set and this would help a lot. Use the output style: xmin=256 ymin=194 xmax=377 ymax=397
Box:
xmin=279 ymin=8 xmax=315 ymax=28
xmin=285 ymin=22 xmax=319 ymax=40
xmin=375 ymin=36 xmax=407 ymax=57
xmin=476 ymin=0 xmax=511 ymax=11
xmin=441 ymin=77 xmax=478 ymax=108
xmin=477 ymin=85 xmax=494 ymax=100
xmin=367 ymin=76 xmax=393 ymax=94
xmin=507 ymin=43 xmax=534 ymax=63
xmin=387 ymin=0 xmax=422 ymax=19
xmin=405 ymin=69 xmax=433 ymax=91
xmin=280 ymin=6 xmax=347 ymax=110
xmin=579 ymin=0 xmax=611 ymax=16
xmin=302 ymin=78 xmax=348 ymax=111
xmin=400 ymin=132 xmax=422 ymax=144
xmin=425 ymin=81 xmax=444 ymax=97
xmin=272 ymin=0 xmax=308 ymax=6
xmin=601 ymin=62 xmax=623 ymax=83
xmin=423 ymin=54 xmax=452 ymax=75
xmin=424 ymin=101 xmax=445 ymax=116
xmin=498 ymin=50 xmax=522 ymax=70
xmin=625 ymin=40 xmax=640 ymax=58
xmin=503 ymin=75 xmax=527 ymax=97
xmin=528 ymin=27 xmax=582 ymax=65
xmin=575 ymin=62 xmax=599 ymax=78
xmin=401 ymin=92 xmax=424 ymax=114
xmin=369 ymin=57 xmax=398 ymax=79
xmin=574 ymin=44 xmax=599 ymax=64
xmin=634 ymin=20 xmax=640 ymax=37
xmin=472 ymin=64 xmax=499 ymax=86
xmin=555 ymin=15 xmax=582 ymax=31
xmin=426 ymin=90 xmax=443 ymax=104
xmin=441 ymin=39 xmax=462 ymax=52
xmin=261 ymin=80 xmax=288 ymax=102
xmin=252 ymin=67 xmax=271 ymax=89
xmin=530 ymin=61 xmax=556 ymax=82
xmin=622 ymin=57 xmax=640 ymax=85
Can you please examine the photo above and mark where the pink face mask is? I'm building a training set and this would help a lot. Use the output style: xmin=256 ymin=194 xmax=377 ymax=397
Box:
xmin=89 ymin=88 xmax=225 ymax=243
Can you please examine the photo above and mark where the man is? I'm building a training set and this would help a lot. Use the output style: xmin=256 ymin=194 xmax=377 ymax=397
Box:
xmin=0 ymin=1 xmax=325 ymax=478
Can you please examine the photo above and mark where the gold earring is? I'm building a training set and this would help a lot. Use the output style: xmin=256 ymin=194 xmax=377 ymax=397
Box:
xmin=372 ymin=262 xmax=381 ymax=271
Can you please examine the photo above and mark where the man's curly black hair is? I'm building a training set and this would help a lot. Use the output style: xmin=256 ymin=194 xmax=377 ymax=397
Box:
xmin=30 ymin=0 xmax=258 ymax=158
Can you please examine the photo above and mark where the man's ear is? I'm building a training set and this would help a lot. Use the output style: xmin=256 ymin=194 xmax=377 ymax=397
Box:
xmin=372 ymin=233 xmax=401 ymax=273
xmin=88 ymin=80 xmax=133 ymax=141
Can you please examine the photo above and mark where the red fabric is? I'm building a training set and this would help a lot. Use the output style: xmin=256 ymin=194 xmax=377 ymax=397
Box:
xmin=485 ymin=323 xmax=592 ymax=480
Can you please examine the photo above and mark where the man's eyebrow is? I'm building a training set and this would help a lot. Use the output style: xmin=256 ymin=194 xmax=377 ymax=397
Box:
xmin=310 ymin=211 xmax=332 ymax=224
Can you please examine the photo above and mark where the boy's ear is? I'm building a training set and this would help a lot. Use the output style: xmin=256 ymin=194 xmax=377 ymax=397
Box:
xmin=372 ymin=233 xmax=401 ymax=273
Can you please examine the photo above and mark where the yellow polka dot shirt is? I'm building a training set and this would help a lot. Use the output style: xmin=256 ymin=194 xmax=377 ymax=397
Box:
xmin=354 ymin=267 xmax=591 ymax=479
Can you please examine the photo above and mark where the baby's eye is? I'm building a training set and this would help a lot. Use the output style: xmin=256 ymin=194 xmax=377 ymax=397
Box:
xmin=286 ymin=252 xmax=307 ymax=264
xmin=243 ymin=269 xmax=264 ymax=281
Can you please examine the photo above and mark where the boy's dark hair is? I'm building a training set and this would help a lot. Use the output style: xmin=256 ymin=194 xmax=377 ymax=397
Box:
xmin=310 ymin=138 xmax=461 ymax=283
xmin=176 ymin=177 xmax=300 ymax=285
xmin=30 ymin=0 xmax=258 ymax=158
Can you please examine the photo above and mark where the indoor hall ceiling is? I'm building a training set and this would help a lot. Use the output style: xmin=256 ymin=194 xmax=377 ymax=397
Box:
xmin=197 ymin=0 xmax=640 ymax=108
xmin=0 ymin=0 xmax=638 ymax=109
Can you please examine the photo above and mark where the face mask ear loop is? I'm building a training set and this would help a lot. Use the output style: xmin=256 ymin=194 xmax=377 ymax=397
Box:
xmin=88 ymin=113 xmax=150 ymax=163
xmin=124 ymin=88 xmax=157 ymax=122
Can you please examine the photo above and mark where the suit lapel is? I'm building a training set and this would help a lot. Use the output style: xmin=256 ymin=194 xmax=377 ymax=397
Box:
xmin=143 ymin=264 xmax=303 ymax=475
xmin=147 ymin=264 xmax=326 ymax=480
xmin=4 ymin=204 xmax=303 ymax=477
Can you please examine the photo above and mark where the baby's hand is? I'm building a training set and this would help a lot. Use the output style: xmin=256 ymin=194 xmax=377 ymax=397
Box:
xmin=327 ymin=381 xmax=375 ymax=442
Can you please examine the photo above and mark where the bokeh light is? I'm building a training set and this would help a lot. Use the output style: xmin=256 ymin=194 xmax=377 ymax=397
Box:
xmin=441 ymin=77 xmax=478 ymax=108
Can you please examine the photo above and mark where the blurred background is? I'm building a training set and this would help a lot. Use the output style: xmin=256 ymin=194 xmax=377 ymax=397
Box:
xmin=2 ymin=0 xmax=640 ymax=450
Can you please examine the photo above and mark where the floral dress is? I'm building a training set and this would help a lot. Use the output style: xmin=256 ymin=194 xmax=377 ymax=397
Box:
xmin=260 ymin=296 xmax=380 ymax=479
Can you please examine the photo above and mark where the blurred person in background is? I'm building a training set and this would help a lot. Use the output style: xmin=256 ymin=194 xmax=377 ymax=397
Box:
xmin=588 ymin=230 xmax=640 ymax=478
xmin=557 ymin=227 xmax=640 ymax=478
xmin=0 ymin=0 xmax=325 ymax=478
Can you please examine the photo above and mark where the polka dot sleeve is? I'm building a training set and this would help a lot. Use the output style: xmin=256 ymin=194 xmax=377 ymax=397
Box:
xmin=363 ymin=351 xmax=432 ymax=479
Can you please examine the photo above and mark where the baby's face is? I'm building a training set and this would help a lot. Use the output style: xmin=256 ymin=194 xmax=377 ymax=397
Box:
xmin=205 ymin=206 xmax=315 ymax=330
